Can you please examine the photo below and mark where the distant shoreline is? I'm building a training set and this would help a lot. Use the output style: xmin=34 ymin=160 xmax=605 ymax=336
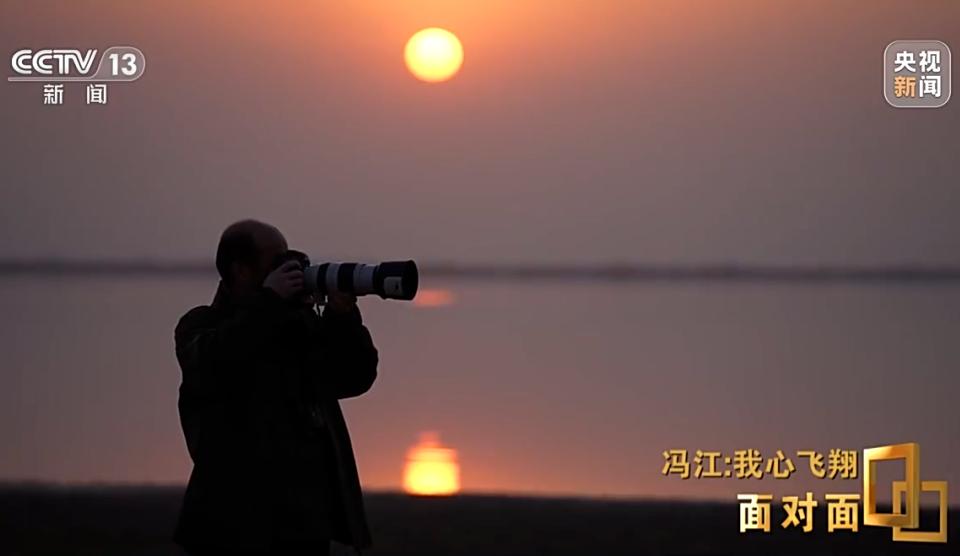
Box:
xmin=2 ymin=258 xmax=960 ymax=284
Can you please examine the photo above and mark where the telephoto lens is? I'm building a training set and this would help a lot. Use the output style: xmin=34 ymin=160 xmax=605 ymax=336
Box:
xmin=303 ymin=259 xmax=419 ymax=301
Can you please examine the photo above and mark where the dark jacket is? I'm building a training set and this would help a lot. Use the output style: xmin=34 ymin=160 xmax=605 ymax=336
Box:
xmin=173 ymin=283 xmax=377 ymax=552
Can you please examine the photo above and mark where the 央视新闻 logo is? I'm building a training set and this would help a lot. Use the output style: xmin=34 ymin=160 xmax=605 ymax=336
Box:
xmin=884 ymin=40 xmax=951 ymax=108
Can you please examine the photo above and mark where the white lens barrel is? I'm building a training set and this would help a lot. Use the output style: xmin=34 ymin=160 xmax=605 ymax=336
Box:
xmin=325 ymin=263 xmax=340 ymax=294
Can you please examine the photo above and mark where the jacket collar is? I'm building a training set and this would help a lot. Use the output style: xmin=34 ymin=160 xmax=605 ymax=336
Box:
xmin=211 ymin=281 xmax=258 ymax=312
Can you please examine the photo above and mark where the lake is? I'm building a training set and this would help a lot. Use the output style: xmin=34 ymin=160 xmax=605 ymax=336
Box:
xmin=1 ymin=275 xmax=957 ymax=503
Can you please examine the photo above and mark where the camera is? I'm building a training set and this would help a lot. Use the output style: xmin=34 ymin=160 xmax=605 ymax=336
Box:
xmin=274 ymin=250 xmax=418 ymax=301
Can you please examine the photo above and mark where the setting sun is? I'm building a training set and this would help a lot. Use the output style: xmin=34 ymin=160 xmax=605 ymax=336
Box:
xmin=402 ymin=432 xmax=461 ymax=496
xmin=404 ymin=28 xmax=463 ymax=83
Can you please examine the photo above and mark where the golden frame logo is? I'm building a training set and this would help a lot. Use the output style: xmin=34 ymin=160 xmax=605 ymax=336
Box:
xmin=864 ymin=442 xmax=948 ymax=543
xmin=661 ymin=442 xmax=948 ymax=543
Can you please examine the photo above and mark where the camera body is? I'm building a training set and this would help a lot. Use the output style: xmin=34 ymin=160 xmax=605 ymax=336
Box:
xmin=274 ymin=250 xmax=418 ymax=301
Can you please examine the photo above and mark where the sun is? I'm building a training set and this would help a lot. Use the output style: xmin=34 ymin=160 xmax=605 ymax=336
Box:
xmin=404 ymin=28 xmax=463 ymax=83
xmin=402 ymin=432 xmax=461 ymax=496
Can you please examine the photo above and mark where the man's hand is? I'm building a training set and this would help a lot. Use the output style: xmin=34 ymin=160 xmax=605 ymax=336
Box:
xmin=325 ymin=291 xmax=358 ymax=315
xmin=263 ymin=260 xmax=304 ymax=299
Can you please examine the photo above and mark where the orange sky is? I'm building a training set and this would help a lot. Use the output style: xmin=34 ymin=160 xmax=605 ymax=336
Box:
xmin=2 ymin=1 xmax=957 ymax=264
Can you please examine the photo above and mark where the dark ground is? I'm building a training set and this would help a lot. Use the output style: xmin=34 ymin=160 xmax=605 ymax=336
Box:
xmin=0 ymin=485 xmax=954 ymax=555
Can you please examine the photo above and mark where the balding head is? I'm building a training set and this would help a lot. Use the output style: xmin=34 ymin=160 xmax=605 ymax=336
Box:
xmin=215 ymin=219 xmax=288 ymax=291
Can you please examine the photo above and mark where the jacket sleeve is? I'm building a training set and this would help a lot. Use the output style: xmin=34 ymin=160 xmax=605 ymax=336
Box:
xmin=174 ymin=288 xmax=296 ymax=395
xmin=175 ymin=289 xmax=306 ymax=464
xmin=306 ymin=305 xmax=379 ymax=399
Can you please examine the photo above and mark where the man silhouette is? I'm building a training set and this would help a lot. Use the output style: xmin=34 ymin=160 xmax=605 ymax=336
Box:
xmin=174 ymin=220 xmax=377 ymax=555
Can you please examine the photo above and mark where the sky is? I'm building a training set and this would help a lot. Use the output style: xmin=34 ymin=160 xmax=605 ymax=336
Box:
xmin=1 ymin=0 xmax=958 ymax=266
xmin=1 ymin=1 xmax=959 ymax=502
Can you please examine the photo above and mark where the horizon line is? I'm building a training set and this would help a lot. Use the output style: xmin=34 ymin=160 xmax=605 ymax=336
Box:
xmin=2 ymin=257 xmax=960 ymax=284
xmin=0 ymin=481 xmax=954 ymax=509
